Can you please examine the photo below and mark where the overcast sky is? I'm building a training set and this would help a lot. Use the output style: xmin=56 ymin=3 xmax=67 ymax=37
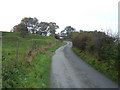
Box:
xmin=0 ymin=0 xmax=119 ymax=34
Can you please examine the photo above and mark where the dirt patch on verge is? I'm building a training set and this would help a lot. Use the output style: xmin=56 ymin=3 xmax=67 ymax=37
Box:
xmin=24 ymin=42 xmax=59 ymax=64
xmin=45 ymin=52 xmax=55 ymax=56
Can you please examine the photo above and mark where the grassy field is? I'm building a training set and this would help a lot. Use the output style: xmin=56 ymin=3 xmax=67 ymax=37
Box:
xmin=2 ymin=32 xmax=65 ymax=88
xmin=72 ymin=47 xmax=119 ymax=84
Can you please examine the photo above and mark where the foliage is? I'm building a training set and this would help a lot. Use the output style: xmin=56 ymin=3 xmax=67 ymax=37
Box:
xmin=72 ymin=30 xmax=119 ymax=84
xmin=60 ymin=26 xmax=75 ymax=39
xmin=54 ymin=34 xmax=60 ymax=39
xmin=72 ymin=47 xmax=119 ymax=84
xmin=37 ymin=22 xmax=49 ymax=36
xmin=2 ymin=32 xmax=64 ymax=88
xmin=72 ymin=31 xmax=117 ymax=61
xmin=13 ymin=23 xmax=28 ymax=38
xmin=98 ymin=36 xmax=117 ymax=60
xmin=13 ymin=17 xmax=59 ymax=36
xmin=21 ymin=17 xmax=39 ymax=34
xmin=38 ymin=22 xmax=59 ymax=36
xmin=48 ymin=22 xmax=59 ymax=35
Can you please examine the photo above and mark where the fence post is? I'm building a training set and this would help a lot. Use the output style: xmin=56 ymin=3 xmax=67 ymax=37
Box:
xmin=34 ymin=41 xmax=36 ymax=49
xmin=16 ymin=40 xmax=19 ymax=63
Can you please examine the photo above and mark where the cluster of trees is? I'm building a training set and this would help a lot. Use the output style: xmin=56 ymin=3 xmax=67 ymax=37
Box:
xmin=60 ymin=26 xmax=75 ymax=39
xmin=54 ymin=26 xmax=75 ymax=40
xmin=12 ymin=17 xmax=59 ymax=37
xmin=72 ymin=30 xmax=118 ymax=61
xmin=13 ymin=23 xmax=28 ymax=38
xmin=12 ymin=17 xmax=76 ymax=39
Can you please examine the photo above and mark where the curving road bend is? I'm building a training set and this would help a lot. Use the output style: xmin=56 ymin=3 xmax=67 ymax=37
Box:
xmin=50 ymin=41 xmax=118 ymax=88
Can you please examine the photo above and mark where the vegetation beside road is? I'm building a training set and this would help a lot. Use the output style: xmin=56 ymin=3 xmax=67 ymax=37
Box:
xmin=2 ymin=32 xmax=65 ymax=88
xmin=2 ymin=16 xmax=119 ymax=88
xmin=72 ymin=31 xmax=119 ymax=84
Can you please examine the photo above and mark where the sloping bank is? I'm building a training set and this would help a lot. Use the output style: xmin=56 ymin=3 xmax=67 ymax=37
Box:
xmin=3 ymin=41 xmax=65 ymax=88
xmin=72 ymin=47 xmax=119 ymax=85
xmin=2 ymin=32 xmax=65 ymax=88
xmin=17 ymin=42 xmax=66 ymax=88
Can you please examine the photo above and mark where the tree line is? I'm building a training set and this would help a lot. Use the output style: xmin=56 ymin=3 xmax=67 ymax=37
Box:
xmin=12 ymin=17 xmax=77 ymax=39
xmin=12 ymin=17 xmax=59 ymax=37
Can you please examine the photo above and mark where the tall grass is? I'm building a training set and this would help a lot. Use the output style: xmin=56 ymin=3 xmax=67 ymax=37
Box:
xmin=2 ymin=32 xmax=64 ymax=88
xmin=72 ymin=47 xmax=119 ymax=84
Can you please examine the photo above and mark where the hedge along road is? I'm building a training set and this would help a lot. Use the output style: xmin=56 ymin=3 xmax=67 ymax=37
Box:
xmin=50 ymin=41 xmax=118 ymax=88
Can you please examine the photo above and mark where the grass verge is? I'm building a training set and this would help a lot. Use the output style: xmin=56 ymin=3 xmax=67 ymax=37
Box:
xmin=18 ymin=42 xmax=66 ymax=88
xmin=2 ymin=32 xmax=66 ymax=88
xmin=72 ymin=47 xmax=119 ymax=84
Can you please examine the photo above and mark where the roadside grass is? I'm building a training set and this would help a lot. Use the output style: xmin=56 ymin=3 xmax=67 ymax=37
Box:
xmin=25 ymin=42 xmax=66 ymax=88
xmin=16 ymin=42 xmax=66 ymax=88
xmin=72 ymin=47 xmax=119 ymax=84
xmin=46 ymin=42 xmax=66 ymax=52
xmin=14 ymin=54 xmax=51 ymax=88
xmin=2 ymin=32 xmax=65 ymax=88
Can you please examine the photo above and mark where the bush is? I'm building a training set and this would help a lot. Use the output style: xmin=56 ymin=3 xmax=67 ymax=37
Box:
xmin=72 ymin=31 xmax=119 ymax=84
xmin=72 ymin=31 xmax=117 ymax=61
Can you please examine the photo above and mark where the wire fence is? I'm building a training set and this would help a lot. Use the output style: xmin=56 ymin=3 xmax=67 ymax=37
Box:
xmin=13 ymin=38 xmax=59 ymax=63
xmin=2 ymin=35 xmax=61 ymax=88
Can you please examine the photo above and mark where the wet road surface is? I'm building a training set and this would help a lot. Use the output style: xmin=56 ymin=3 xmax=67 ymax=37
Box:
xmin=50 ymin=42 xmax=118 ymax=88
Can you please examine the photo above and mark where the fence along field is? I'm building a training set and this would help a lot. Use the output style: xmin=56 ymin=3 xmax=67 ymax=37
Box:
xmin=2 ymin=32 xmax=61 ymax=88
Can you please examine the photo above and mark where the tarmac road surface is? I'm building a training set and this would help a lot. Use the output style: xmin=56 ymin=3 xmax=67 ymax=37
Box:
xmin=50 ymin=41 xmax=118 ymax=88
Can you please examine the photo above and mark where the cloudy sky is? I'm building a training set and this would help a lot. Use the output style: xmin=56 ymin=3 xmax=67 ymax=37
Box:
xmin=0 ymin=0 xmax=119 ymax=34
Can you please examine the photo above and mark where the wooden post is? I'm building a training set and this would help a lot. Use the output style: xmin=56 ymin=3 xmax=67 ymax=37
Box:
xmin=16 ymin=40 xmax=19 ymax=62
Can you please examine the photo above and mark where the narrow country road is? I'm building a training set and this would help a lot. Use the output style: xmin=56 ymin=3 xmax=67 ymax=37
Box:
xmin=50 ymin=41 xmax=118 ymax=88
